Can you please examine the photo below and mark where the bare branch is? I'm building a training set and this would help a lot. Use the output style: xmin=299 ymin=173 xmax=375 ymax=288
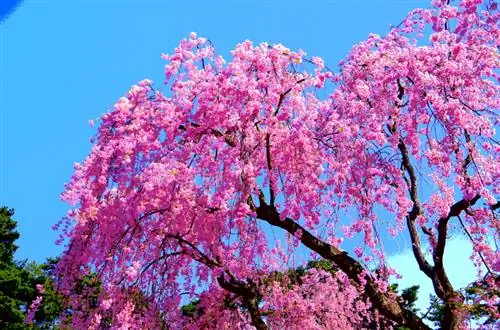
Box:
xmin=398 ymin=138 xmax=435 ymax=279
xmin=265 ymin=133 xmax=276 ymax=206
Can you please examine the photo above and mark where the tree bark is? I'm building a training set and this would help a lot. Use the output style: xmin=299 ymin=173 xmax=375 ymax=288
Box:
xmin=217 ymin=274 xmax=268 ymax=330
xmin=252 ymin=196 xmax=431 ymax=330
xmin=441 ymin=297 xmax=464 ymax=330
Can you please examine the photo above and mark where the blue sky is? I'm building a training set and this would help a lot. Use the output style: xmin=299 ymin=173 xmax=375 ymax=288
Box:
xmin=1 ymin=0 xmax=430 ymax=263
xmin=388 ymin=238 xmax=479 ymax=319
xmin=1 ymin=0 xmax=484 ymax=321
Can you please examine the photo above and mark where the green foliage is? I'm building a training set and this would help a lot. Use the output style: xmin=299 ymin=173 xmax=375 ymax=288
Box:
xmin=390 ymin=284 xmax=420 ymax=330
xmin=0 ymin=207 xmax=20 ymax=264
xmin=0 ymin=207 xmax=62 ymax=329
xmin=264 ymin=259 xmax=336 ymax=289
xmin=424 ymin=275 xmax=500 ymax=328
xmin=306 ymin=259 xmax=336 ymax=273
xmin=181 ymin=299 xmax=200 ymax=317
xmin=27 ymin=260 xmax=62 ymax=329
xmin=424 ymin=294 xmax=444 ymax=327
xmin=0 ymin=207 xmax=33 ymax=329
xmin=400 ymin=285 xmax=420 ymax=313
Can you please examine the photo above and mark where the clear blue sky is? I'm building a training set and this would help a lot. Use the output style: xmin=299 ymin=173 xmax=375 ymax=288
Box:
xmin=1 ymin=0 xmax=428 ymax=263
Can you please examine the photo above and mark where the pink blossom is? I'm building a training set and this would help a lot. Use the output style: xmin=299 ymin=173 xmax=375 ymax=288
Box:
xmin=54 ymin=1 xmax=500 ymax=327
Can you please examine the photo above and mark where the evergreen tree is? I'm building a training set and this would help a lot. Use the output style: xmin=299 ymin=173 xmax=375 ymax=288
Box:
xmin=0 ymin=208 xmax=61 ymax=329
xmin=0 ymin=207 xmax=31 ymax=329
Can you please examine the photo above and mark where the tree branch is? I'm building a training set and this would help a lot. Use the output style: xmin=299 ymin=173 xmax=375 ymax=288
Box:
xmin=250 ymin=195 xmax=430 ymax=330
xmin=265 ymin=133 xmax=275 ymax=206
xmin=217 ymin=275 xmax=268 ymax=330
xmin=434 ymin=195 xmax=481 ymax=298
xmin=164 ymin=233 xmax=268 ymax=329
xmin=457 ymin=215 xmax=493 ymax=275
xmin=398 ymin=138 xmax=435 ymax=280
xmin=165 ymin=233 xmax=221 ymax=268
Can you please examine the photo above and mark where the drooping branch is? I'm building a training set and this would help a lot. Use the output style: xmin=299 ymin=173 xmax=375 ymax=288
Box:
xmin=398 ymin=138 xmax=435 ymax=280
xmin=133 ymin=250 xmax=185 ymax=286
xmin=165 ymin=233 xmax=221 ymax=269
xmin=162 ymin=233 xmax=268 ymax=329
xmin=178 ymin=121 xmax=236 ymax=147
xmin=457 ymin=215 xmax=493 ymax=275
xmin=394 ymin=82 xmax=480 ymax=328
xmin=265 ymin=133 xmax=276 ymax=206
xmin=273 ymin=77 xmax=306 ymax=116
xmin=248 ymin=193 xmax=431 ymax=330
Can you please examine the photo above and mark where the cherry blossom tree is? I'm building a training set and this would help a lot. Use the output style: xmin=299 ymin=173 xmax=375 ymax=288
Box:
xmin=54 ymin=0 xmax=499 ymax=328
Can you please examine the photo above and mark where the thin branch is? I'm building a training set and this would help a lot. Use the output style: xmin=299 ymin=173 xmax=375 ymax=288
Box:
xmin=457 ymin=215 xmax=493 ymax=275
xmin=272 ymin=78 xmax=305 ymax=116
xmin=265 ymin=133 xmax=275 ymax=206
xmin=398 ymin=127 xmax=435 ymax=280
xmin=165 ymin=233 xmax=221 ymax=268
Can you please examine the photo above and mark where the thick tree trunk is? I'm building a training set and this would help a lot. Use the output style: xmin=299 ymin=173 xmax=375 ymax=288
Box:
xmin=441 ymin=296 xmax=464 ymax=330
xmin=442 ymin=311 xmax=463 ymax=330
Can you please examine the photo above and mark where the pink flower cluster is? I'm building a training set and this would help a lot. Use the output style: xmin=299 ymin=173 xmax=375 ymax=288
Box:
xmin=55 ymin=0 xmax=499 ymax=328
